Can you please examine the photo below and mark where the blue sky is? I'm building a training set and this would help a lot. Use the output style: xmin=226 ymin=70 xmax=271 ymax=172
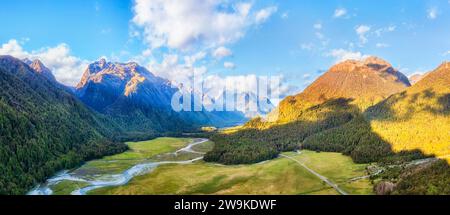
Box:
xmin=1 ymin=0 xmax=450 ymax=94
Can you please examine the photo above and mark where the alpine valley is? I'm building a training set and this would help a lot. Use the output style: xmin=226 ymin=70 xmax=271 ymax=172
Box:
xmin=0 ymin=55 xmax=449 ymax=195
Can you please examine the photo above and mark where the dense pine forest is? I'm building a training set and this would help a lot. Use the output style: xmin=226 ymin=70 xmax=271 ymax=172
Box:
xmin=204 ymin=98 xmax=355 ymax=164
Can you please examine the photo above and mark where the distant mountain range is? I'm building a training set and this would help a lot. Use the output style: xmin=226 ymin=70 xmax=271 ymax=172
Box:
xmin=75 ymin=59 xmax=246 ymax=135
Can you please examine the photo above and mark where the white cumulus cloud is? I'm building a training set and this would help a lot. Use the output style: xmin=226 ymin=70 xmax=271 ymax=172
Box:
xmin=132 ymin=0 xmax=277 ymax=50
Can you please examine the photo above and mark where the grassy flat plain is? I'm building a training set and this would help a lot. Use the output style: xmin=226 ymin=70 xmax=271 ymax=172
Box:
xmin=72 ymin=137 xmax=193 ymax=175
xmin=45 ymin=137 xmax=373 ymax=195
xmin=90 ymin=158 xmax=336 ymax=195
xmin=47 ymin=137 xmax=196 ymax=195
xmin=284 ymin=151 xmax=374 ymax=194
xmin=89 ymin=142 xmax=373 ymax=195
xmin=51 ymin=180 xmax=91 ymax=195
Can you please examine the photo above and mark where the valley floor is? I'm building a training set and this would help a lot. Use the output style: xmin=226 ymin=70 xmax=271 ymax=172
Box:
xmin=30 ymin=137 xmax=374 ymax=195
xmin=91 ymin=151 xmax=373 ymax=195
xmin=30 ymin=138 xmax=373 ymax=195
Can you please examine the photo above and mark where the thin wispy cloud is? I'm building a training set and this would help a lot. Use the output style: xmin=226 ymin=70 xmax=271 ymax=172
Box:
xmin=100 ymin=28 xmax=112 ymax=34
xmin=376 ymin=43 xmax=390 ymax=48
xmin=427 ymin=7 xmax=438 ymax=20
xmin=374 ymin=25 xmax=396 ymax=37
xmin=255 ymin=6 xmax=278 ymax=24
xmin=224 ymin=62 xmax=236 ymax=69
xmin=313 ymin=23 xmax=322 ymax=30
xmin=334 ymin=8 xmax=347 ymax=18
xmin=212 ymin=46 xmax=233 ymax=59
xmin=355 ymin=25 xmax=371 ymax=45
xmin=300 ymin=43 xmax=314 ymax=51
xmin=94 ymin=1 xmax=101 ymax=12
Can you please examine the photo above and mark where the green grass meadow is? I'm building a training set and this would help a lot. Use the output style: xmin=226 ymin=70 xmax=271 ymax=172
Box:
xmin=45 ymin=137 xmax=373 ymax=195
xmin=89 ymin=143 xmax=373 ymax=195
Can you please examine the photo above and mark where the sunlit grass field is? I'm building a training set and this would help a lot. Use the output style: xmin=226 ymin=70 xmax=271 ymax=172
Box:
xmin=45 ymin=137 xmax=373 ymax=195
xmin=89 ymin=145 xmax=373 ymax=195
xmin=72 ymin=137 xmax=193 ymax=175
xmin=90 ymin=158 xmax=334 ymax=195
xmin=285 ymin=151 xmax=373 ymax=194
xmin=51 ymin=180 xmax=90 ymax=195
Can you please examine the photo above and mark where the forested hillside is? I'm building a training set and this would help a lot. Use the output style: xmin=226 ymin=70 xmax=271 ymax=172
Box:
xmin=206 ymin=57 xmax=412 ymax=164
xmin=0 ymin=56 xmax=127 ymax=194
xmin=204 ymin=98 xmax=355 ymax=164
xmin=304 ymin=62 xmax=449 ymax=162
xmin=205 ymin=58 xmax=450 ymax=194
xmin=367 ymin=62 xmax=449 ymax=158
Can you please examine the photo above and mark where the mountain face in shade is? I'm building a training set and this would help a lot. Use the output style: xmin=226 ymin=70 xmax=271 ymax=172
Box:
xmin=272 ymin=56 xmax=411 ymax=122
xmin=75 ymin=59 xmax=246 ymax=132
xmin=0 ymin=55 xmax=127 ymax=194
xmin=76 ymin=59 xmax=175 ymax=111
